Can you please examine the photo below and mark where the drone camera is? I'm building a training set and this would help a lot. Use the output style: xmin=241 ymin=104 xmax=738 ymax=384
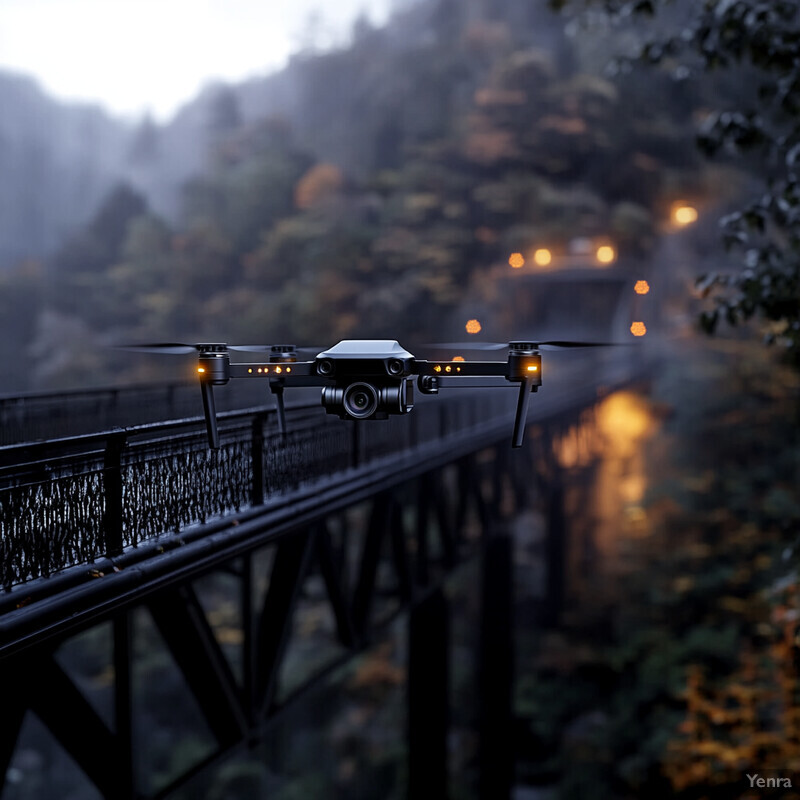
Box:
xmin=344 ymin=382 xmax=379 ymax=418
xmin=322 ymin=378 xmax=414 ymax=420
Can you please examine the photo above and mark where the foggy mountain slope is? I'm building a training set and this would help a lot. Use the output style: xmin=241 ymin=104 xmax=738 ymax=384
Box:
xmin=0 ymin=70 xmax=133 ymax=268
xmin=0 ymin=0 xmax=574 ymax=269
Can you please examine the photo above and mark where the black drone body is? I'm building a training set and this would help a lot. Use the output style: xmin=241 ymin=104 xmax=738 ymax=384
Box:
xmin=124 ymin=338 xmax=615 ymax=449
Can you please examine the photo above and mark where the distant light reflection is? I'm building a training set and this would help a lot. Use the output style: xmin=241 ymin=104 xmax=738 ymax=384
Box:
xmin=672 ymin=204 xmax=698 ymax=226
xmin=465 ymin=319 xmax=482 ymax=334
xmin=630 ymin=321 xmax=647 ymax=337
xmin=533 ymin=248 xmax=552 ymax=267
xmin=596 ymin=245 xmax=616 ymax=265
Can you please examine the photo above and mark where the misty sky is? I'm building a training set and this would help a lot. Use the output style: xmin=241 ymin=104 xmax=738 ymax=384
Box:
xmin=0 ymin=0 xmax=395 ymax=121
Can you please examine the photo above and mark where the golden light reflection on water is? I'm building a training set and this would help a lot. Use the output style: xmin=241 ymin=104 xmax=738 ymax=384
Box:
xmin=549 ymin=391 xmax=661 ymax=604
xmin=596 ymin=391 xmax=657 ymax=459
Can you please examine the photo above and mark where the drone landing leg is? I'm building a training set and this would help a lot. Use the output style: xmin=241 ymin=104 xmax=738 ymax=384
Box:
xmin=512 ymin=378 xmax=536 ymax=448
xmin=200 ymin=380 xmax=220 ymax=449
xmin=270 ymin=381 xmax=287 ymax=435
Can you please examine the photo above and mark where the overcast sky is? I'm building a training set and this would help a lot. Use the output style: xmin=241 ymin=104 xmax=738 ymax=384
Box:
xmin=0 ymin=0 xmax=395 ymax=121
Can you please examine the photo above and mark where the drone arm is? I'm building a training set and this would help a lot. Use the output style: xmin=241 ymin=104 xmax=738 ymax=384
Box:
xmin=228 ymin=362 xmax=322 ymax=384
xmin=200 ymin=379 xmax=220 ymax=450
xmin=414 ymin=360 xmax=508 ymax=378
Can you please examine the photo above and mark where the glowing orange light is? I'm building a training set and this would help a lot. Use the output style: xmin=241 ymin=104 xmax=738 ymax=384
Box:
xmin=509 ymin=252 xmax=525 ymax=269
xmin=275 ymin=366 xmax=282 ymax=374
xmin=434 ymin=365 xmax=442 ymax=373
xmin=596 ymin=245 xmax=616 ymax=265
xmin=630 ymin=321 xmax=647 ymax=337
xmin=248 ymin=368 xmax=253 ymax=373
xmin=672 ymin=205 xmax=698 ymax=226
xmin=533 ymin=248 xmax=552 ymax=267
xmin=258 ymin=368 xmax=263 ymax=373
xmin=445 ymin=365 xmax=452 ymax=373
xmin=466 ymin=319 xmax=482 ymax=334
xmin=197 ymin=367 xmax=206 ymax=374
xmin=527 ymin=365 xmax=538 ymax=372
xmin=286 ymin=367 xmax=292 ymax=373
xmin=634 ymin=280 xmax=650 ymax=295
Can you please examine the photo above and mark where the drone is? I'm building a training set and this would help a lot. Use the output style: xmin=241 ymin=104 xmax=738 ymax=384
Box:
xmin=124 ymin=339 xmax=616 ymax=449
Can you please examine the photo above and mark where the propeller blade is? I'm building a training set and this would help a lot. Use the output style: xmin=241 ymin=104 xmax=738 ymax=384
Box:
xmin=228 ymin=345 xmax=273 ymax=353
xmin=117 ymin=343 xmax=198 ymax=355
xmin=425 ymin=339 xmax=627 ymax=352
xmin=537 ymin=340 xmax=624 ymax=349
xmin=423 ymin=342 xmax=508 ymax=351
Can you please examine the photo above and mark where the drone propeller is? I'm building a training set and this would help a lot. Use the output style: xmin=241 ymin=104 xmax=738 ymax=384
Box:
xmin=426 ymin=339 xmax=623 ymax=351
xmin=427 ymin=341 xmax=508 ymax=351
xmin=118 ymin=342 xmax=279 ymax=354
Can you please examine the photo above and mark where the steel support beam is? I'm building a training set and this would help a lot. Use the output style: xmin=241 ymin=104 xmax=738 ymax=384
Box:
xmin=478 ymin=531 xmax=515 ymax=800
xmin=148 ymin=584 xmax=248 ymax=747
xmin=22 ymin=653 xmax=123 ymax=799
xmin=408 ymin=586 xmax=449 ymax=799
xmin=255 ymin=530 xmax=315 ymax=713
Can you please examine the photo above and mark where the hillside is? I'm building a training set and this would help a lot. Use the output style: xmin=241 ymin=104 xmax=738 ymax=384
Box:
xmin=0 ymin=0 xmax=734 ymax=391
xmin=0 ymin=71 xmax=133 ymax=267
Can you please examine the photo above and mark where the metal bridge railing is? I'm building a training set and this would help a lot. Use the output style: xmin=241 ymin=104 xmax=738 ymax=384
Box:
xmin=0 ymin=380 xmax=272 ymax=447
xmin=0 ymin=390 xmax=516 ymax=592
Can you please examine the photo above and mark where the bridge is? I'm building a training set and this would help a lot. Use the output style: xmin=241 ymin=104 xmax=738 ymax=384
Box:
xmin=0 ymin=272 xmax=655 ymax=799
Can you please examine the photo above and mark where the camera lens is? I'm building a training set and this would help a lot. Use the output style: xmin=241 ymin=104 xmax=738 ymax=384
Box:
xmin=317 ymin=358 xmax=334 ymax=376
xmin=343 ymin=382 xmax=378 ymax=418
xmin=387 ymin=358 xmax=403 ymax=375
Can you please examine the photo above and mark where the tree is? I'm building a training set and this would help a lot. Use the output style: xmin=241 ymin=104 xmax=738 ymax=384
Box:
xmin=550 ymin=0 xmax=800 ymax=368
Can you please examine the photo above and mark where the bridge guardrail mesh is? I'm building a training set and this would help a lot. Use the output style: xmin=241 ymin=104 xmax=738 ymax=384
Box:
xmin=0 ymin=391 xmax=517 ymax=591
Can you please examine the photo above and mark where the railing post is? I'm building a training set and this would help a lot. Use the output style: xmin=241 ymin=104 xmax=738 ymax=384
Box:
xmin=251 ymin=414 xmax=265 ymax=507
xmin=103 ymin=432 xmax=126 ymax=558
